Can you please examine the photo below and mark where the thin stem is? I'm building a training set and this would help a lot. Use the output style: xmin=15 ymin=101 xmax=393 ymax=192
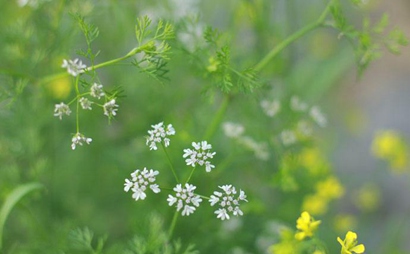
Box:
xmin=167 ymin=211 xmax=179 ymax=240
xmin=202 ymin=94 xmax=230 ymax=141
xmin=37 ymin=46 xmax=144 ymax=85
xmin=185 ymin=167 xmax=196 ymax=184
xmin=161 ymin=143 xmax=180 ymax=183
xmin=253 ymin=0 xmax=333 ymax=72
xmin=75 ymin=76 xmax=80 ymax=133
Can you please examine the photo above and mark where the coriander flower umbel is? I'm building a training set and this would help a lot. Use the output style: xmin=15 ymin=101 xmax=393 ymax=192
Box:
xmin=183 ymin=141 xmax=216 ymax=172
xmin=61 ymin=58 xmax=86 ymax=77
xmin=103 ymin=99 xmax=119 ymax=117
xmin=167 ymin=183 xmax=202 ymax=216
xmin=260 ymin=99 xmax=280 ymax=117
xmin=124 ymin=168 xmax=160 ymax=201
xmin=54 ymin=102 xmax=71 ymax=120
xmin=71 ymin=132 xmax=92 ymax=150
xmin=90 ymin=83 xmax=105 ymax=99
xmin=79 ymin=97 xmax=93 ymax=110
xmin=222 ymin=122 xmax=245 ymax=138
xmin=309 ymin=106 xmax=327 ymax=128
xmin=209 ymin=185 xmax=248 ymax=220
xmin=146 ymin=122 xmax=176 ymax=150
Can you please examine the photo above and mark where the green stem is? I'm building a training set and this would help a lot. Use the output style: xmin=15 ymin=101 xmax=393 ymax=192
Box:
xmin=185 ymin=167 xmax=196 ymax=184
xmin=161 ymin=143 xmax=180 ymax=183
xmin=167 ymin=211 xmax=179 ymax=240
xmin=202 ymin=94 xmax=230 ymax=141
xmin=253 ymin=0 xmax=333 ymax=72
xmin=37 ymin=46 xmax=144 ymax=85
xmin=75 ymin=76 xmax=80 ymax=133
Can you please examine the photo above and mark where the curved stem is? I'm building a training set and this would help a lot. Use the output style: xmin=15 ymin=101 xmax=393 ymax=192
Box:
xmin=167 ymin=211 xmax=179 ymax=240
xmin=38 ymin=46 xmax=143 ymax=85
xmin=254 ymin=0 xmax=333 ymax=72
xmin=202 ymin=94 xmax=230 ymax=141
xmin=161 ymin=143 xmax=180 ymax=183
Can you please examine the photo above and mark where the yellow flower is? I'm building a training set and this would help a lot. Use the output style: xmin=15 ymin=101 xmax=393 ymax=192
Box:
xmin=316 ymin=176 xmax=345 ymax=200
xmin=302 ymin=194 xmax=328 ymax=216
xmin=294 ymin=211 xmax=321 ymax=241
xmin=333 ymin=214 xmax=357 ymax=233
xmin=354 ymin=184 xmax=380 ymax=212
xmin=337 ymin=231 xmax=365 ymax=254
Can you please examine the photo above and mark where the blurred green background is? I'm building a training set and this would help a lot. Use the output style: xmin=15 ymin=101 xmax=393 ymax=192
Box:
xmin=1 ymin=0 xmax=409 ymax=253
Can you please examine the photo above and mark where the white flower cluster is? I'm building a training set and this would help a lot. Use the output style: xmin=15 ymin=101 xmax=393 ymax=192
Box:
xmin=167 ymin=183 xmax=202 ymax=216
xmin=71 ymin=132 xmax=92 ymax=150
xmin=61 ymin=58 xmax=86 ymax=77
xmin=260 ymin=99 xmax=281 ymax=117
xmin=222 ymin=122 xmax=269 ymax=161
xmin=123 ymin=122 xmax=248 ymax=220
xmin=103 ymin=99 xmax=119 ymax=118
xmin=280 ymin=130 xmax=297 ymax=146
xmin=54 ymin=102 xmax=71 ymax=120
xmin=183 ymin=141 xmax=216 ymax=172
xmin=90 ymin=83 xmax=105 ymax=99
xmin=124 ymin=168 xmax=160 ymax=201
xmin=209 ymin=185 xmax=248 ymax=220
xmin=146 ymin=122 xmax=176 ymax=150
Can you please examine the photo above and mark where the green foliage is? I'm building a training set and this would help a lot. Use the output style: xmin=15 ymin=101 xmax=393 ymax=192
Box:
xmin=73 ymin=13 xmax=100 ymax=64
xmin=68 ymin=227 xmax=106 ymax=254
xmin=0 ymin=183 xmax=43 ymax=250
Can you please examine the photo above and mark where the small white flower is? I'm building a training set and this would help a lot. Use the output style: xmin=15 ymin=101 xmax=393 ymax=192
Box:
xmin=124 ymin=168 xmax=160 ymax=201
xmin=297 ymin=120 xmax=313 ymax=136
xmin=237 ymin=136 xmax=269 ymax=161
xmin=79 ymin=97 xmax=93 ymax=110
xmin=54 ymin=102 xmax=71 ymax=120
xmin=290 ymin=96 xmax=308 ymax=112
xmin=146 ymin=122 xmax=176 ymax=150
xmin=167 ymin=183 xmax=202 ymax=216
xmin=61 ymin=58 xmax=86 ymax=77
xmin=309 ymin=106 xmax=327 ymax=127
xmin=71 ymin=132 xmax=92 ymax=150
xmin=183 ymin=141 xmax=216 ymax=172
xmin=209 ymin=185 xmax=248 ymax=220
xmin=90 ymin=83 xmax=105 ymax=99
xmin=280 ymin=130 xmax=297 ymax=146
xmin=222 ymin=122 xmax=245 ymax=138
xmin=260 ymin=99 xmax=280 ymax=117
xmin=103 ymin=99 xmax=119 ymax=118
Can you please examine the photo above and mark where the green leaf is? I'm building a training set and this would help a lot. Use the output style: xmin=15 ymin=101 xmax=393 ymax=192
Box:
xmin=0 ymin=182 xmax=44 ymax=250
xmin=373 ymin=13 xmax=389 ymax=34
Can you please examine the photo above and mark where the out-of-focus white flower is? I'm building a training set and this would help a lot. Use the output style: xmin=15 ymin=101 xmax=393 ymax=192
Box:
xmin=71 ymin=132 xmax=92 ymax=150
xmin=146 ymin=122 xmax=176 ymax=150
xmin=54 ymin=102 xmax=71 ymax=120
xmin=209 ymin=185 xmax=248 ymax=220
xmin=290 ymin=96 xmax=308 ymax=112
xmin=261 ymin=99 xmax=281 ymax=117
xmin=167 ymin=183 xmax=202 ymax=216
xmin=103 ymin=99 xmax=119 ymax=118
xmin=238 ymin=136 xmax=270 ymax=161
xmin=90 ymin=83 xmax=105 ymax=99
xmin=183 ymin=141 xmax=216 ymax=172
xmin=124 ymin=168 xmax=160 ymax=201
xmin=280 ymin=130 xmax=297 ymax=146
xmin=79 ymin=97 xmax=93 ymax=110
xmin=61 ymin=58 xmax=86 ymax=77
xmin=297 ymin=120 xmax=313 ymax=136
xmin=223 ymin=122 xmax=245 ymax=138
xmin=309 ymin=106 xmax=327 ymax=127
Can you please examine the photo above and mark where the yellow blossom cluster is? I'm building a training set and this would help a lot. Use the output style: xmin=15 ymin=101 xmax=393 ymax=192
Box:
xmin=372 ymin=130 xmax=409 ymax=173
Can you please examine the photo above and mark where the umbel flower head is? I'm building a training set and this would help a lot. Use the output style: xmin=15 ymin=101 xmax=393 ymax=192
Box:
xmin=209 ymin=185 xmax=248 ymax=220
xmin=167 ymin=183 xmax=202 ymax=216
xmin=337 ymin=231 xmax=365 ymax=254
xmin=183 ymin=141 xmax=216 ymax=172
xmin=103 ymin=99 xmax=119 ymax=118
xmin=90 ymin=83 xmax=105 ymax=99
xmin=124 ymin=168 xmax=160 ymax=201
xmin=71 ymin=132 xmax=92 ymax=150
xmin=61 ymin=58 xmax=86 ymax=77
xmin=294 ymin=211 xmax=321 ymax=240
xmin=79 ymin=97 xmax=93 ymax=110
xmin=54 ymin=102 xmax=71 ymax=120
xmin=146 ymin=122 xmax=176 ymax=150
